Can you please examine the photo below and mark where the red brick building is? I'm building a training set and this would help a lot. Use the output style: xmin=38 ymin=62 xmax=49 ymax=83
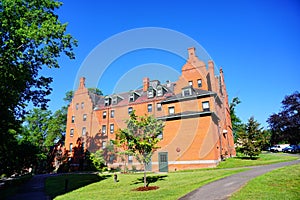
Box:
xmin=65 ymin=47 xmax=235 ymax=172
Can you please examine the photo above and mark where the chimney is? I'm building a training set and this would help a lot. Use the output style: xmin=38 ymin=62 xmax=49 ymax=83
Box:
xmin=208 ymin=60 xmax=216 ymax=92
xmin=79 ymin=77 xmax=86 ymax=89
xmin=188 ymin=47 xmax=196 ymax=60
xmin=143 ymin=77 xmax=149 ymax=92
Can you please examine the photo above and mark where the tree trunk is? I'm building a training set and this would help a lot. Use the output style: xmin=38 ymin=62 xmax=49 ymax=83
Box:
xmin=144 ymin=163 xmax=147 ymax=187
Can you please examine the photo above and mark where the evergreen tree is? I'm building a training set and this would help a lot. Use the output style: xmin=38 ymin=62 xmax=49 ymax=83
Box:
xmin=237 ymin=117 xmax=264 ymax=158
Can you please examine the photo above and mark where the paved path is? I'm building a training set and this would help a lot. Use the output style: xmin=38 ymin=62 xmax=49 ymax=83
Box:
xmin=179 ymin=158 xmax=300 ymax=200
xmin=7 ymin=174 xmax=52 ymax=200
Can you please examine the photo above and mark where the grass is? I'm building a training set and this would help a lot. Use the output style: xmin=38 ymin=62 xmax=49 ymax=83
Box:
xmin=45 ymin=173 xmax=110 ymax=198
xmin=230 ymin=163 xmax=300 ymax=200
xmin=43 ymin=152 xmax=298 ymax=199
xmin=217 ymin=152 xmax=298 ymax=169
xmin=49 ymin=168 xmax=247 ymax=200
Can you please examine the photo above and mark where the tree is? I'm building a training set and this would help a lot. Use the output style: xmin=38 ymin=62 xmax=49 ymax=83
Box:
xmin=230 ymin=97 xmax=243 ymax=142
xmin=0 ymin=0 xmax=77 ymax=176
xmin=115 ymin=111 xmax=164 ymax=187
xmin=237 ymin=117 xmax=264 ymax=158
xmin=267 ymin=91 xmax=300 ymax=144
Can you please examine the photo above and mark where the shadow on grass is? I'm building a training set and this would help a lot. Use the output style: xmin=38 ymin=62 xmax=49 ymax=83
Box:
xmin=46 ymin=173 xmax=111 ymax=199
xmin=236 ymin=156 xmax=259 ymax=160
xmin=132 ymin=175 xmax=168 ymax=187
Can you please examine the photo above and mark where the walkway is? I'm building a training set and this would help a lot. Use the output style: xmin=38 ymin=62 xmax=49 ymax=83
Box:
xmin=179 ymin=158 xmax=300 ymax=200
xmin=7 ymin=174 xmax=52 ymax=200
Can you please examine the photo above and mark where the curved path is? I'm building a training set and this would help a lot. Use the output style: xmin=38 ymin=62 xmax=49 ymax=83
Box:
xmin=179 ymin=158 xmax=300 ymax=200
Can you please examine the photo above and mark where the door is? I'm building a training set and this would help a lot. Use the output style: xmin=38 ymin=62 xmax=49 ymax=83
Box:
xmin=158 ymin=152 xmax=168 ymax=172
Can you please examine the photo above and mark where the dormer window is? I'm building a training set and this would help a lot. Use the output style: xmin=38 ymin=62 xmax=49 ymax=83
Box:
xmin=147 ymin=86 xmax=155 ymax=98
xmin=129 ymin=91 xmax=140 ymax=102
xmin=156 ymin=85 xmax=163 ymax=97
xmin=112 ymin=95 xmax=123 ymax=105
xmin=104 ymin=97 xmax=111 ymax=106
xmin=182 ymin=86 xmax=193 ymax=97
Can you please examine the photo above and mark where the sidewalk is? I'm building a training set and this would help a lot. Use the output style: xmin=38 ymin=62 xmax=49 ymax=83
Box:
xmin=179 ymin=159 xmax=300 ymax=200
xmin=7 ymin=174 xmax=52 ymax=200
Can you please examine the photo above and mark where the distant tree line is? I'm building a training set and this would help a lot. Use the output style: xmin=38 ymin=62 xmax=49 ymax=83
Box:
xmin=230 ymin=91 xmax=300 ymax=158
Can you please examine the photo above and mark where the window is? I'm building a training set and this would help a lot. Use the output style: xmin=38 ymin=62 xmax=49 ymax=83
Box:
xmin=82 ymin=142 xmax=85 ymax=149
xmin=112 ymin=97 xmax=118 ymax=105
xmin=71 ymin=116 xmax=75 ymax=123
xmin=110 ymin=110 xmax=115 ymax=118
xmin=197 ymin=79 xmax=202 ymax=87
xmin=128 ymin=155 xmax=133 ymax=164
xmin=202 ymin=101 xmax=210 ymax=112
xmin=69 ymin=143 xmax=73 ymax=152
xmin=147 ymin=104 xmax=152 ymax=112
xmin=82 ymin=127 xmax=86 ymax=136
xmin=83 ymin=114 xmax=87 ymax=121
xmin=76 ymin=103 xmax=79 ymax=110
xmin=103 ymin=111 xmax=107 ymax=119
xmin=188 ymin=81 xmax=193 ymax=86
xmin=110 ymin=124 xmax=114 ymax=133
xmin=129 ymin=94 xmax=134 ymax=102
xmin=157 ymin=86 xmax=163 ymax=97
xmin=102 ymin=141 xmax=107 ymax=149
xmin=102 ymin=125 xmax=106 ymax=134
xmin=148 ymin=90 xmax=154 ymax=98
xmin=128 ymin=107 xmax=133 ymax=114
xmin=104 ymin=98 xmax=110 ymax=106
xmin=168 ymin=106 xmax=175 ymax=115
xmin=81 ymin=102 xmax=84 ymax=109
xmin=70 ymin=129 xmax=74 ymax=137
xmin=157 ymin=132 xmax=163 ymax=139
xmin=182 ymin=87 xmax=192 ymax=96
xmin=157 ymin=103 xmax=162 ymax=111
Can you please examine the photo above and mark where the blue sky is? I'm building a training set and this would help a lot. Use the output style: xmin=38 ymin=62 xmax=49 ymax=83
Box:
xmin=41 ymin=0 xmax=300 ymax=128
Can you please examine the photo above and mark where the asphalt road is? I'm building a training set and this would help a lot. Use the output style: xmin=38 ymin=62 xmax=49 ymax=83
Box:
xmin=179 ymin=158 xmax=300 ymax=200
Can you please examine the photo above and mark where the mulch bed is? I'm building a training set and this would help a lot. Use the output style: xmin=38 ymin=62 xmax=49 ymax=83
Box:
xmin=132 ymin=186 xmax=159 ymax=191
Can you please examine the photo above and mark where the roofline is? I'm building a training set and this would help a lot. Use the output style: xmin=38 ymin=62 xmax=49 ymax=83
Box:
xmin=161 ymin=92 xmax=216 ymax=104
xmin=157 ymin=111 xmax=220 ymax=121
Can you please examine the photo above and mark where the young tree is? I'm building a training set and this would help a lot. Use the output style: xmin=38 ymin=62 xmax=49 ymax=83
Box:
xmin=267 ymin=91 xmax=300 ymax=144
xmin=237 ymin=117 xmax=264 ymax=158
xmin=0 ymin=0 xmax=77 ymax=176
xmin=116 ymin=111 xmax=164 ymax=187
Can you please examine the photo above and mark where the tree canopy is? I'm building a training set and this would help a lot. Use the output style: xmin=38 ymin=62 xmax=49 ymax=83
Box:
xmin=115 ymin=111 xmax=164 ymax=187
xmin=0 ymin=0 xmax=76 ymax=176
xmin=267 ymin=91 xmax=300 ymax=144
xmin=230 ymin=97 xmax=243 ymax=142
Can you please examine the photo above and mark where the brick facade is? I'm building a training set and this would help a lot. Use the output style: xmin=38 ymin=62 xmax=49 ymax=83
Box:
xmin=65 ymin=47 xmax=236 ymax=172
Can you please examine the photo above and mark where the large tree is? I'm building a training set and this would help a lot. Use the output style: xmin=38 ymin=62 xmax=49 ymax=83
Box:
xmin=0 ymin=0 xmax=76 ymax=175
xmin=0 ymin=0 xmax=77 ymax=175
xmin=116 ymin=111 xmax=164 ymax=187
xmin=237 ymin=117 xmax=264 ymax=158
xmin=267 ymin=91 xmax=300 ymax=144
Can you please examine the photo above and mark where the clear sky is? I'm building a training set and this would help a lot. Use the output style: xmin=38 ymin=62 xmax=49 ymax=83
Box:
xmin=41 ymin=0 xmax=300 ymax=128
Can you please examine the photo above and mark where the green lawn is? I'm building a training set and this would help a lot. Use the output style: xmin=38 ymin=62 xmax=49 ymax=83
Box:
xmin=217 ymin=152 xmax=298 ymax=169
xmin=230 ymin=163 xmax=300 ymax=200
xmin=45 ymin=153 xmax=298 ymax=200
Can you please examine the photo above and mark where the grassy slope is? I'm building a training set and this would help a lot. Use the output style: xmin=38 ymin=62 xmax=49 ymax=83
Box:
xmin=230 ymin=163 xmax=300 ymax=200
xmin=46 ymin=153 xmax=298 ymax=200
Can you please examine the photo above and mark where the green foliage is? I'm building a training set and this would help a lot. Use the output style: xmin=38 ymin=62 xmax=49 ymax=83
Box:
xmin=88 ymin=88 xmax=103 ymax=96
xmin=115 ymin=111 xmax=164 ymax=187
xmin=89 ymin=150 xmax=105 ymax=172
xmin=267 ymin=91 xmax=300 ymax=144
xmin=230 ymin=97 xmax=244 ymax=142
xmin=237 ymin=117 xmax=265 ymax=158
xmin=0 ymin=0 xmax=76 ymax=176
